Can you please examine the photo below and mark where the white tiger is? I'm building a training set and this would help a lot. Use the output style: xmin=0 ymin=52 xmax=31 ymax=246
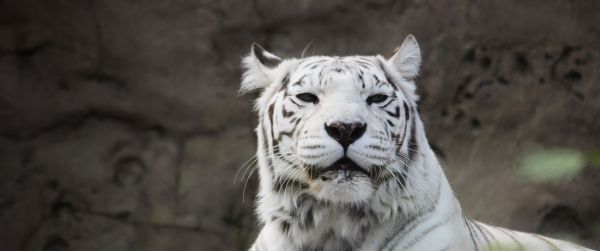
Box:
xmin=240 ymin=35 xmax=594 ymax=251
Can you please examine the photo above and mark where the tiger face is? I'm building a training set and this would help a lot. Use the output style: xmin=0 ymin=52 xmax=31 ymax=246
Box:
xmin=242 ymin=36 xmax=421 ymax=204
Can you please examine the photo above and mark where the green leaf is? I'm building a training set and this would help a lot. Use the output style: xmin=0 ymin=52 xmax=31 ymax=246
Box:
xmin=593 ymin=221 xmax=600 ymax=238
xmin=587 ymin=150 xmax=600 ymax=168
xmin=518 ymin=148 xmax=586 ymax=183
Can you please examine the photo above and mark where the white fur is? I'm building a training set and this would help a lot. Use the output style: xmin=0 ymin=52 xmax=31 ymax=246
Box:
xmin=241 ymin=35 xmax=594 ymax=251
xmin=388 ymin=35 xmax=421 ymax=80
xmin=241 ymin=45 xmax=278 ymax=92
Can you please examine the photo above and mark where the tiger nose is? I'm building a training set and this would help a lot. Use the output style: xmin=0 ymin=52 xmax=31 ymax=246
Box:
xmin=324 ymin=122 xmax=367 ymax=150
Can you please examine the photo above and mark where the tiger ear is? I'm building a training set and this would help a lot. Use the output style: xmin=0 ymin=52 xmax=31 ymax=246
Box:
xmin=387 ymin=34 xmax=421 ymax=79
xmin=240 ymin=43 xmax=282 ymax=94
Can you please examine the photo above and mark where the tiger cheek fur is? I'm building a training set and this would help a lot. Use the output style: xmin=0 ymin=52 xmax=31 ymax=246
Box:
xmin=240 ymin=38 xmax=594 ymax=251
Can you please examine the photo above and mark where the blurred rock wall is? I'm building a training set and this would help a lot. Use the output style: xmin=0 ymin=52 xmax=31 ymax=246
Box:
xmin=1 ymin=0 xmax=599 ymax=250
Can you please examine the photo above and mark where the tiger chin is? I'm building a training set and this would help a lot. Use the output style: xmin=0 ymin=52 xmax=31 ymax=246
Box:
xmin=240 ymin=35 xmax=594 ymax=251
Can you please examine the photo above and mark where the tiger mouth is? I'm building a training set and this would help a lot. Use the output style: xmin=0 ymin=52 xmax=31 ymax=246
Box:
xmin=318 ymin=157 xmax=370 ymax=181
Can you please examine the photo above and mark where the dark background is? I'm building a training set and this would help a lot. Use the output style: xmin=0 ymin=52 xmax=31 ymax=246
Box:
xmin=1 ymin=0 xmax=599 ymax=250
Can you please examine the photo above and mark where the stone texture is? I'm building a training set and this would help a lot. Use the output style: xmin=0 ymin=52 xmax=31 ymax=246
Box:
xmin=0 ymin=0 xmax=599 ymax=250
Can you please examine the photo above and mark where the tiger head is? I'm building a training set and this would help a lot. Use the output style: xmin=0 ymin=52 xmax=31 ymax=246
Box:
xmin=242 ymin=35 xmax=422 ymax=205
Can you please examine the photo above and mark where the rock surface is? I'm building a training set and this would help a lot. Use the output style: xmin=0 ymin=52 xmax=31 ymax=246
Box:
xmin=1 ymin=0 xmax=599 ymax=250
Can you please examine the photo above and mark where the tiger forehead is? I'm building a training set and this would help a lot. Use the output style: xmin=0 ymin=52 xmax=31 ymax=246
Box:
xmin=297 ymin=56 xmax=378 ymax=72
xmin=288 ymin=56 xmax=393 ymax=90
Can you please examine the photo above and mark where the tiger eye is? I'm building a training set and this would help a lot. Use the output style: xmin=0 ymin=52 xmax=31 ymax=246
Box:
xmin=366 ymin=94 xmax=388 ymax=105
xmin=296 ymin=93 xmax=319 ymax=104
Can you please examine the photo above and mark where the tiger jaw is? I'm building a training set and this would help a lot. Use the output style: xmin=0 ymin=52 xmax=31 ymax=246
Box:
xmin=308 ymin=157 xmax=370 ymax=180
xmin=296 ymin=128 xmax=398 ymax=203
xmin=304 ymin=157 xmax=376 ymax=203
xmin=307 ymin=171 xmax=375 ymax=203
